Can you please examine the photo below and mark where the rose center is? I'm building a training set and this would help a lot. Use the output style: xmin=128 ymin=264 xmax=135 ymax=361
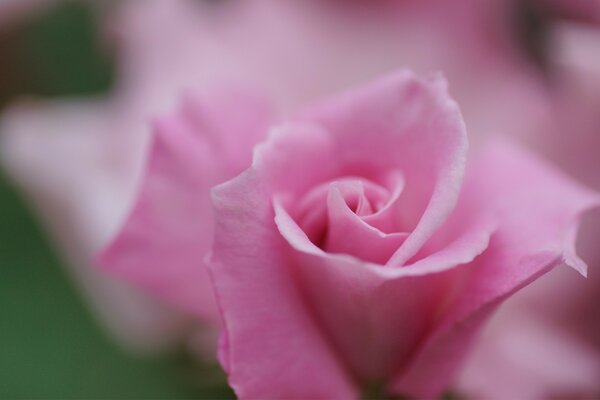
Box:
xmin=288 ymin=170 xmax=407 ymax=263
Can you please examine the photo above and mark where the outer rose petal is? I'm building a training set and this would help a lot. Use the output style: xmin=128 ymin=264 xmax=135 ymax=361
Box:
xmin=99 ymin=89 xmax=273 ymax=319
xmin=390 ymin=141 xmax=600 ymax=397
xmin=210 ymin=169 xmax=356 ymax=399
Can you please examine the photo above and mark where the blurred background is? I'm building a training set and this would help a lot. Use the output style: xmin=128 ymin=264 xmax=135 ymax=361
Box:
xmin=0 ymin=2 xmax=232 ymax=398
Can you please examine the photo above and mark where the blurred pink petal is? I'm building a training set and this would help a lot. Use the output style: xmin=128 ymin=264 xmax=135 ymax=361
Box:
xmin=99 ymin=88 xmax=273 ymax=320
xmin=458 ymin=18 xmax=600 ymax=399
xmin=459 ymin=295 xmax=600 ymax=399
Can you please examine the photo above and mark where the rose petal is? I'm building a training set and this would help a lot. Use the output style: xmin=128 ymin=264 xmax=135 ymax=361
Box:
xmin=210 ymin=171 xmax=356 ymax=399
xmin=361 ymin=169 xmax=406 ymax=233
xmin=325 ymin=185 xmax=407 ymax=264
xmin=302 ymin=70 xmax=468 ymax=265
xmin=291 ymin=176 xmax=394 ymax=244
xmin=390 ymin=140 xmax=600 ymax=397
xmin=274 ymin=199 xmax=492 ymax=385
xmin=99 ymin=89 xmax=272 ymax=319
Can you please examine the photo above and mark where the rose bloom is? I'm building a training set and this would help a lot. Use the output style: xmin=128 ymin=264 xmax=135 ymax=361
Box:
xmin=101 ymin=70 xmax=598 ymax=398
xmin=2 ymin=0 xmax=549 ymax=353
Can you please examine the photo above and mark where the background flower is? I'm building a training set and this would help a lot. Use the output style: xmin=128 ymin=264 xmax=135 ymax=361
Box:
xmin=458 ymin=15 xmax=600 ymax=399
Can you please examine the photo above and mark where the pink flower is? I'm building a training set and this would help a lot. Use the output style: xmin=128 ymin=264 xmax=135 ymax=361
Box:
xmin=203 ymin=71 xmax=597 ymax=399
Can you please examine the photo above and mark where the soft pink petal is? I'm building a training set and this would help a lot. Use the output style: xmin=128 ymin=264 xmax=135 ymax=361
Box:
xmin=390 ymin=140 xmax=600 ymax=397
xmin=361 ymin=170 xmax=406 ymax=233
xmin=302 ymin=70 xmax=468 ymax=266
xmin=325 ymin=186 xmax=407 ymax=264
xmin=210 ymin=170 xmax=357 ymax=399
xmin=99 ymin=89 xmax=272 ymax=320
xmin=274 ymin=199 xmax=494 ymax=391
xmin=252 ymin=123 xmax=339 ymax=196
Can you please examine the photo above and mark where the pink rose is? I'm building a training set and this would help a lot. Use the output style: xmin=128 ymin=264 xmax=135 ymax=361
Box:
xmin=207 ymin=71 xmax=598 ymax=398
